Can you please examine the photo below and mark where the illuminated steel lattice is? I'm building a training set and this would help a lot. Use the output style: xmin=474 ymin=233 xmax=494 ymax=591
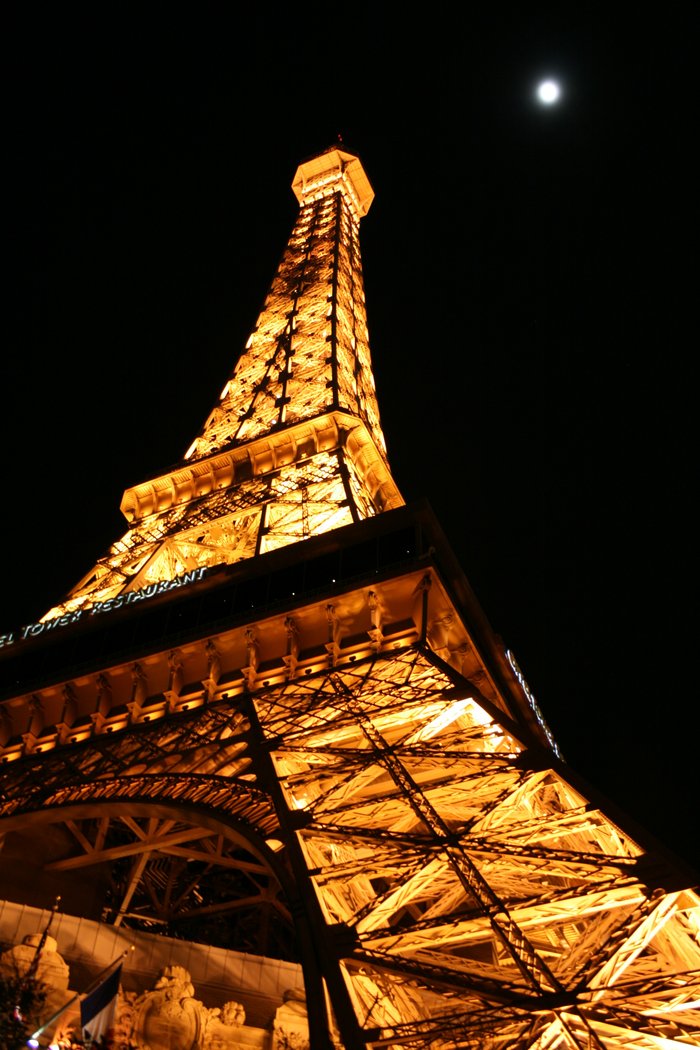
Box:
xmin=40 ymin=148 xmax=401 ymax=624
xmin=1 ymin=146 xmax=698 ymax=1050
xmin=1 ymin=641 xmax=697 ymax=1047
xmin=185 ymin=188 xmax=384 ymax=458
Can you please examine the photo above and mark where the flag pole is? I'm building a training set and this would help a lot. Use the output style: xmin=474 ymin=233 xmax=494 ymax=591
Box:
xmin=28 ymin=945 xmax=134 ymax=1045
xmin=23 ymin=896 xmax=61 ymax=990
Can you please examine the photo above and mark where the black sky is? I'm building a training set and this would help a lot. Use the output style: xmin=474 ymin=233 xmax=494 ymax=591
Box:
xmin=2 ymin=8 xmax=696 ymax=871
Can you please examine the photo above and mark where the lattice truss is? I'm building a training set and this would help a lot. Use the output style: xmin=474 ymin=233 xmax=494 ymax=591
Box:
xmin=184 ymin=189 xmax=386 ymax=461
xmin=6 ymin=145 xmax=697 ymax=1047
xmin=2 ymin=644 xmax=697 ymax=1048
xmin=0 ymin=698 xmax=296 ymax=959
xmin=40 ymin=185 xmax=393 ymax=625
xmin=44 ymin=450 xmax=359 ymax=621
xmin=257 ymin=647 xmax=700 ymax=1050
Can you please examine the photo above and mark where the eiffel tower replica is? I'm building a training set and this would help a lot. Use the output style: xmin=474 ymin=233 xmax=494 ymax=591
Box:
xmin=1 ymin=144 xmax=698 ymax=1050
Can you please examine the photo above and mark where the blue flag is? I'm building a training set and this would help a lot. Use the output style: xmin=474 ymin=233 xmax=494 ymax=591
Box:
xmin=80 ymin=963 xmax=122 ymax=1047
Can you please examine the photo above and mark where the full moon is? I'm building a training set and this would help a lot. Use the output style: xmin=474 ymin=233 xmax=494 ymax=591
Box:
xmin=536 ymin=79 xmax=561 ymax=104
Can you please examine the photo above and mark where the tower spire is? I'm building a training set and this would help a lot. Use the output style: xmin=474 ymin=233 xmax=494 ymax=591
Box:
xmin=182 ymin=145 xmax=379 ymax=459
xmin=41 ymin=146 xmax=403 ymax=624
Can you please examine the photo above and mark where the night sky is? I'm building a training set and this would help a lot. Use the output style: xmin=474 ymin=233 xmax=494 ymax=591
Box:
xmin=3 ymin=9 xmax=696 ymax=871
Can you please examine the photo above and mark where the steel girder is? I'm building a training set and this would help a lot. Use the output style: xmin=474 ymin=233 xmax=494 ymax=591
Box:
xmin=1 ymin=642 xmax=698 ymax=1048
